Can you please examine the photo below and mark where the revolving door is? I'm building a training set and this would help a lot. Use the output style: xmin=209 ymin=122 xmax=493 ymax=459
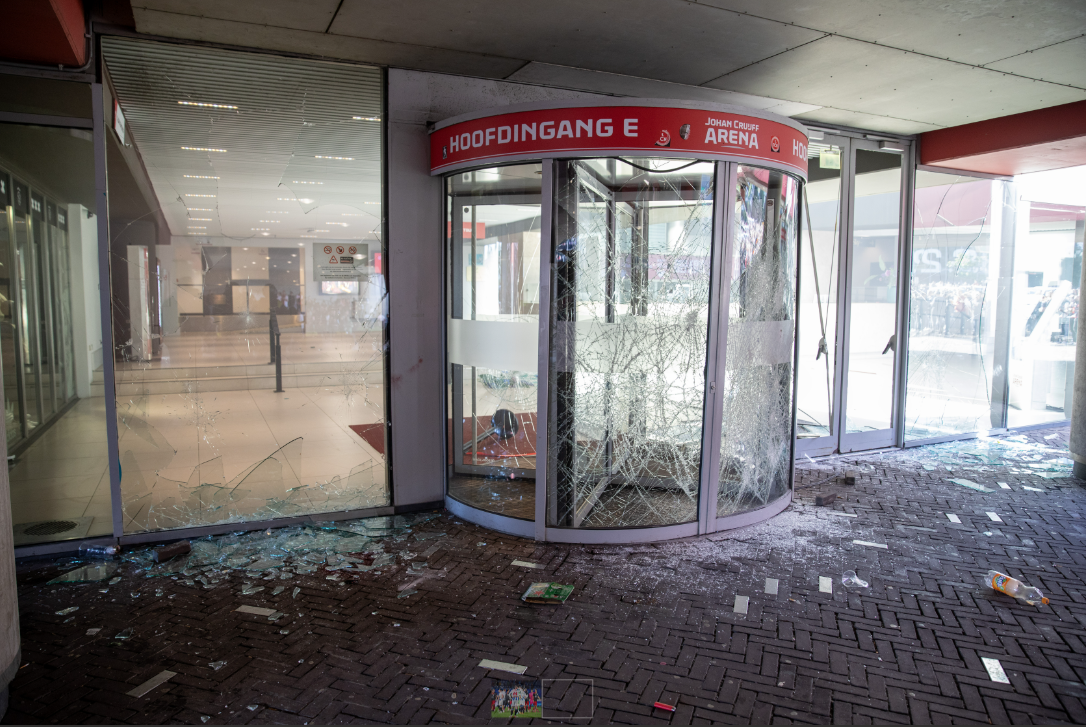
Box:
xmin=437 ymin=101 xmax=808 ymax=543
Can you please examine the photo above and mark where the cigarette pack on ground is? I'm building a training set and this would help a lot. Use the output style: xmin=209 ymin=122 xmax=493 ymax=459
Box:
xmin=521 ymin=582 xmax=574 ymax=604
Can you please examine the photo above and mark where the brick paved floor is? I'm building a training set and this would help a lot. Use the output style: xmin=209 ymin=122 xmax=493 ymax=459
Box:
xmin=5 ymin=423 xmax=1086 ymax=725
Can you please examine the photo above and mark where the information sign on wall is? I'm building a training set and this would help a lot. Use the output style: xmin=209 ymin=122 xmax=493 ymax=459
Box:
xmin=312 ymin=242 xmax=370 ymax=282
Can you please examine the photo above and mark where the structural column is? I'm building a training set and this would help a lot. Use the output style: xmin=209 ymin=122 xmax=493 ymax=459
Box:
xmin=0 ymin=393 xmax=21 ymax=718
xmin=1069 ymin=217 xmax=1086 ymax=478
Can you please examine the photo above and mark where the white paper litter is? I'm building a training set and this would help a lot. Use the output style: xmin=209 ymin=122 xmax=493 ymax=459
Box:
xmin=982 ymin=657 xmax=1010 ymax=684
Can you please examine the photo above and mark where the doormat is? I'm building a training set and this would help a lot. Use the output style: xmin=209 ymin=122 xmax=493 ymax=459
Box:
xmin=449 ymin=412 xmax=537 ymax=465
xmin=349 ymin=424 xmax=385 ymax=454
xmin=14 ymin=516 xmax=93 ymax=546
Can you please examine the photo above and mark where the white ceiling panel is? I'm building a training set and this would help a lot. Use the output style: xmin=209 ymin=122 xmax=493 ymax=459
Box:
xmin=985 ymin=36 xmax=1086 ymax=87
xmin=792 ymin=107 xmax=942 ymax=136
xmin=506 ymin=62 xmax=822 ymax=117
xmin=695 ymin=0 xmax=1086 ymax=68
xmin=132 ymin=8 xmax=526 ymax=79
xmin=331 ymin=0 xmax=822 ymax=86
xmin=707 ymin=35 xmax=1086 ymax=127
xmin=131 ymin=0 xmax=342 ymax=33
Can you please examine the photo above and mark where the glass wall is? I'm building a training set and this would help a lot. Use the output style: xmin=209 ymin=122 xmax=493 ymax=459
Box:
xmin=445 ymin=164 xmax=542 ymax=519
xmin=718 ymin=166 xmax=799 ymax=516
xmin=905 ymin=172 xmax=1005 ymax=439
xmin=547 ymin=158 xmax=715 ymax=529
xmin=845 ymin=149 xmax=903 ymax=434
xmin=1007 ymin=192 xmax=1085 ymax=427
xmin=102 ymin=38 xmax=388 ymax=533
xmin=1 ymin=121 xmax=112 ymax=545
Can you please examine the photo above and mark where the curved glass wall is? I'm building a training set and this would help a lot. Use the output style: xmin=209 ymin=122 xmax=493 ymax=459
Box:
xmin=718 ymin=166 xmax=800 ymax=516
xmin=548 ymin=158 xmax=714 ymax=529
xmin=444 ymin=156 xmax=801 ymax=538
xmin=445 ymin=164 xmax=542 ymax=519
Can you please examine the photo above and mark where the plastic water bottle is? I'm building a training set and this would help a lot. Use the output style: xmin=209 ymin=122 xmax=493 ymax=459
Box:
xmin=986 ymin=570 xmax=1049 ymax=605
xmin=79 ymin=544 xmax=120 ymax=559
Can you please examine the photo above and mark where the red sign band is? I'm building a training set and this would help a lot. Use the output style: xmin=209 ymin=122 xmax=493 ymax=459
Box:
xmin=431 ymin=104 xmax=808 ymax=178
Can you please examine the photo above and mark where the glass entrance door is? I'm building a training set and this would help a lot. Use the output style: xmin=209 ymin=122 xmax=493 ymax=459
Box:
xmin=795 ymin=135 xmax=908 ymax=455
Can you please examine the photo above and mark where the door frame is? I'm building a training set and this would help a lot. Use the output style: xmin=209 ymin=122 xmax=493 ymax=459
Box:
xmin=795 ymin=132 xmax=914 ymax=456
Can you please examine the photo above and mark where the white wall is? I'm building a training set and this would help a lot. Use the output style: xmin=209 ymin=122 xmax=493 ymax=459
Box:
xmin=386 ymin=69 xmax=598 ymax=506
xmin=67 ymin=204 xmax=103 ymax=398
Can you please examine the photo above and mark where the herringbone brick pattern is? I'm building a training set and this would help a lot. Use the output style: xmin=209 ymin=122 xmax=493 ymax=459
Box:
xmin=5 ymin=424 xmax=1086 ymax=724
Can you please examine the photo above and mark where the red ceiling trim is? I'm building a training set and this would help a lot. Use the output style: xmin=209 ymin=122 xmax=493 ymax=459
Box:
xmin=920 ymin=100 xmax=1086 ymax=166
xmin=0 ymin=0 xmax=86 ymax=67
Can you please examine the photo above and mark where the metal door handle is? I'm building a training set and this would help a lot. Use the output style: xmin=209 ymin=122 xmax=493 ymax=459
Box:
xmin=882 ymin=334 xmax=896 ymax=354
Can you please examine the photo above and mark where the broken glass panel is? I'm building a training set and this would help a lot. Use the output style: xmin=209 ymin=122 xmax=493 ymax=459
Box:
xmin=795 ymin=141 xmax=843 ymax=440
xmin=718 ymin=166 xmax=799 ymax=517
xmin=102 ymin=37 xmax=389 ymax=534
xmin=549 ymin=158 xmax=714 ymax=528
xmin=1004 ymin=176 xmax=1084 ymax=428
xmin=906 ymin=172 xmax=1005 ymax=440
xmin=446 ymin=164 xmax=542 ymax=520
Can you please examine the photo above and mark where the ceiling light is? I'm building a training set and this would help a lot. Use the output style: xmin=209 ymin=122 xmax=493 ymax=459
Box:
xmin=182 ymin=146 xmax=227 ymax=153
xmin=300 ymin=235 xmax=317 ymax=239
xmin=189 ymin=217 xmax=212 ymax=221
xmin=252 ymin=228 xmax=269 ymax=231
xmin=342 ymin=213 xmax=366 ymax=217
xmin=313 ymin=229 xmax=330 ymax=232
xmin=259 ymin=220 xmax=281 ymax=223
xmin=262 ymin=232 xmax=270 ymax=236
xmin=186 ymin=194 xmax=216 ymax=198
xmin=315 ymin=155 xmax=354 ymax=161
xmin=298 ymin=198 xmax=314 ymax=204
xmin=183 ymin=174 xmax=219 ymax=179
xmin=178 ymin=101 xmax=238 ymax=110
xmin=291 ymin=181 xmax=323 ymax=185
xmin=297 ymin=244 xmax=304 ymax=247
xmin=188 ymin=226 xmax=206 ymax=229
xmin=325 ymin=222 xmax=349 ymax=227
xmin=266 ymin=210 xmax=290 ymax=214
xmin=352 ymin=116 xmax=381 ymax=121
xmin=187 ymin=207 xmax=213 ymax=211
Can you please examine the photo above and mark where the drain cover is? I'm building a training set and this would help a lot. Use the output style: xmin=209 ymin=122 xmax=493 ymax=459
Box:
xmin=22 ymin=520 xmax=79 ymax=536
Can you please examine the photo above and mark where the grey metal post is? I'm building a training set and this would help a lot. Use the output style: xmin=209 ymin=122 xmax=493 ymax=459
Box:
xmin=1069 ymin=217 xmax=1086 ymax=478
xmin=269 ymin=314 xmax=276 ymax=364
xmin=989 ymin=181 xmax=1017 ymax=430
xmin=91 ymin=83 xmax=125 ymax=540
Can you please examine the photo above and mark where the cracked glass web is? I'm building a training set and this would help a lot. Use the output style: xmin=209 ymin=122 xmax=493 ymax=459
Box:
xmin=103 ymin=37 xmax=389 ymax=534
xmin=717 ymin=166 xmax=799 ymax=517
xmin=549 ymin=158 xmax=714 ymax=528
xmin=906 ymin=172 xmax=1004 ymax=440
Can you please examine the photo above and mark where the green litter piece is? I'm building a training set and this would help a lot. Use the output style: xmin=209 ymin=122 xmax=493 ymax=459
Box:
xmin=521 ymin=582 xmax=574 ymax=604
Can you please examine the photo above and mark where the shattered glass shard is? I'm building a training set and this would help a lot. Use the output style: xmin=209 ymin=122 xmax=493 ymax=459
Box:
xmin=48 ymin=563 xmax=118 ymax=584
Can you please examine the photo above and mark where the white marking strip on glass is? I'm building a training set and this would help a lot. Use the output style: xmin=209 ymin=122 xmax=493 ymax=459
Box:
xmin=126 ymin=670 xmax=177 ymax=698
xmin=998 ymin=482 xmax=1011 ymax=489
xmin=819 ymin=577 xmax=833 ymax=594
xmin=947 ymin=514 xmax=962 ymax=524
xmin=853 ymin=540 xmax=888 ymax=549
xmin=236 ymin=605 xmax=277 ymax=617
xmin=982 ymin=657 xmax=1010 ymax=684
xmin=734 ymin=595 xmax=749 ymax=615
xmin=764 ymin=578 xmax=779 ymax=595
xmin=987 ymin=512 xmax=1003 ymax=522
xmin=511 ymin=560 xmax=544 ymax=569
xmin=479 ymin=659 xmax=527 ymax=675
xmin=1023 ymin=486 xmax=1043 ymax=492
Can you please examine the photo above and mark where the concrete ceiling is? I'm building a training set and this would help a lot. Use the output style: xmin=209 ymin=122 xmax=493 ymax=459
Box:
xmin=128 ymin=0 xmax=1086 ymax=135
